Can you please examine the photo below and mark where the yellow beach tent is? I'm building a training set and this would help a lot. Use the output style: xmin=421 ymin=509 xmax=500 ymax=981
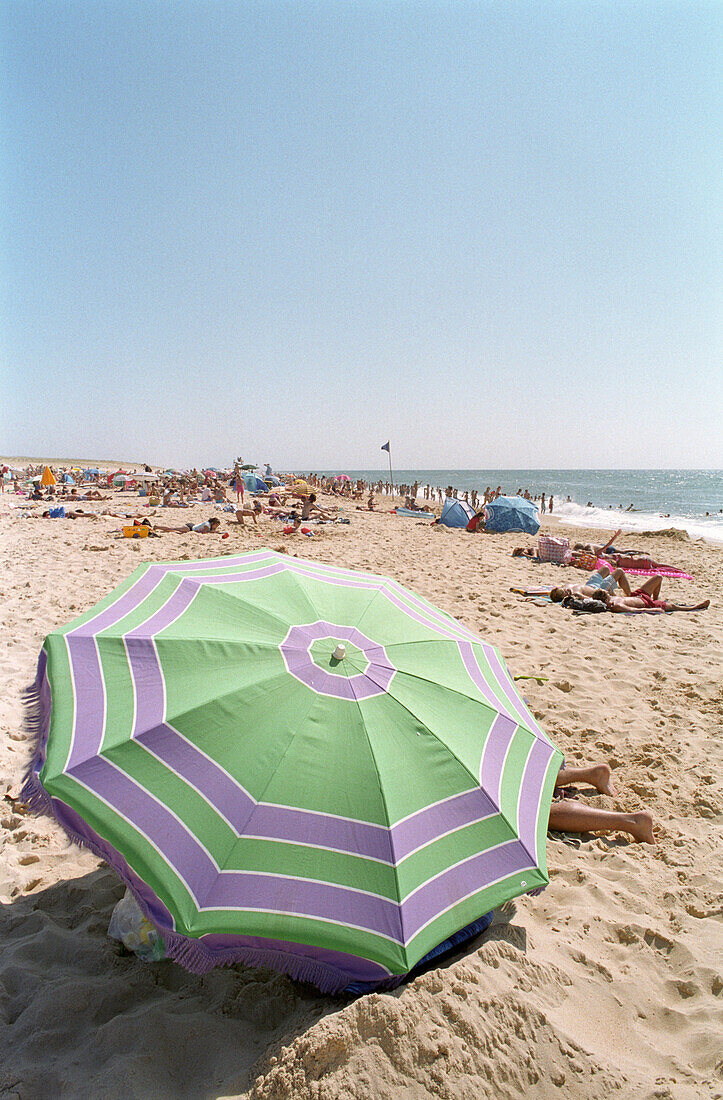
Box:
xmin=40 ymin=466 xmax=56 ymax=487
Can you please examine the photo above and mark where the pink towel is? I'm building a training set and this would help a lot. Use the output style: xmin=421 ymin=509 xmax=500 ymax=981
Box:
xmin=595 ymin=558 xmax=692 ymax=580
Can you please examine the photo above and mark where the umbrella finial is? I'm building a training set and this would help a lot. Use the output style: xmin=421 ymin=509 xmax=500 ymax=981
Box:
xmin=332 ymin=643 xmax=346 ymax=660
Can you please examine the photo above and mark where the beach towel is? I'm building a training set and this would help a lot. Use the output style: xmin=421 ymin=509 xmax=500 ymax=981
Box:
xmin=595 ymin=558 xmax=692 ymax=580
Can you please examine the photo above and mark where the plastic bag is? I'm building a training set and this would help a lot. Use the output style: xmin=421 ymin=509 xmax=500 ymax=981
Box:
xmin=108 ymin=889 xmax=166 ymax=961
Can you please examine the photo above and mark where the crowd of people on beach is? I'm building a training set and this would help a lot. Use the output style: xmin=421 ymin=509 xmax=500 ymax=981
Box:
xmin=5 ymin=459 xmax=713 ymax=852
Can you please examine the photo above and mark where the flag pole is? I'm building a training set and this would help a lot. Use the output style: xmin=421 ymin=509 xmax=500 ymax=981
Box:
xmin=381 ymin=442 xmax=394 ymax=494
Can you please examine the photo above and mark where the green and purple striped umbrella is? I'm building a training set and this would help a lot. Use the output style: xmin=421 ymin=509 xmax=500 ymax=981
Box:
xmin=24 ymin=549 xmax=562 ymax=991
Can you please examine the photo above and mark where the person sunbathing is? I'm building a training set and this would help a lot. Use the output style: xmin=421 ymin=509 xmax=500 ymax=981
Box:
xmin=573 ymin=529 xmax=622 ymax=556
xmin=550 ymin=564 xmax=633 ymax=600
xmin=592 ymin=582 xmax=709 ymax=613
xmin=511 ymin=546 xmax=536 ymax=557
xmin=154 ymin=517 xmax=222 ymax=533
xmin=550 ymin=762 xmax=654 ymax=843
xmin=41 ymin=508 xmax=98 ymax=520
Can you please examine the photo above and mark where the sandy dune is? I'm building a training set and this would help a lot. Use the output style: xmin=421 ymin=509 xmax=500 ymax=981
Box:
xmin=1 ymin=491 xmax=721 ymax=1099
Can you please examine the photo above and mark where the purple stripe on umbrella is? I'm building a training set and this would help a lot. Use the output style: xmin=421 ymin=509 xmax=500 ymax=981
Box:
xmin=69 ymin=568 xmax=164 ymax=637
xmin=68 ymin=756 xmax=219 ymax=903
xmin=484 ymin=646 xmax=552 ymax=745
xmin=477 ymin=712 xmax=519 ymax=803
xmin=206 ymin=871 xmax=404 ymax=943
xmin=457 ymin=641 xmax=520 ymax=725
xmin=65 ymin=635 xmax=106 ymax=770
xmin=515 ymin=738 xmax=558 ymax=863
xmin=390 ymin=786 xmax=497 ymax=861
xmin=400 ymin=838 xmax=533 ymax=941
xmin=135 ymin=722 xmax=256 ymax=832
xmin=247 ymin=803 xmax=394 ymax=863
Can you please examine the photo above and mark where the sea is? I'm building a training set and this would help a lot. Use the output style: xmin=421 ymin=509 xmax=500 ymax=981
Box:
xmin=311 ymin=469 xmax=723 ymax=544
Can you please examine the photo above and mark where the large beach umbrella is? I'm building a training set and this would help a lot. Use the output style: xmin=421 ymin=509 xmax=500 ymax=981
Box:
xmin=484 ymin=496 xmax=541 ymax=535
xmin=23 ymin=550 xmax=562 ymax=992
xmin=40 ymin=466 xmax=56 ymax=487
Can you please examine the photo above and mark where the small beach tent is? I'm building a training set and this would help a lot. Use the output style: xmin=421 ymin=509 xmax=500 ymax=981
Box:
xmin=61 ymin=474 xmax=76 ymax=485
xmin=40 ymin=466 xmax=56 ymax=487
xmin=83 ymin=469 xmax=99 ymax=478
xmin=439 ymin=497 xmax=476 ymax=529
xmin=242 ymin=473 xmax=267 ymax=493
xmin=265 ymin=475 xmax=281 ymax=486
xmin=484 ymin=496 xmax=540 ymax=535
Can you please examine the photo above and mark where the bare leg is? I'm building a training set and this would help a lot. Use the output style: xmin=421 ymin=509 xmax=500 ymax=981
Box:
xmin=555 ymin=764 xmax=616 ymax=796
xmin=549 ymin=800 xmax=655 ymax=843
xmin=666 ymin=599 xmax=710 ymax=612
xmin=636 ymin=575 xmax=663 ymax=598
xmin=612 ymin=568 xmax=632 ymax=596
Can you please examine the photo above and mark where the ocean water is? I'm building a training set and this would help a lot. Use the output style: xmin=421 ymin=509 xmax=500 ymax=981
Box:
xmin=312 ymin=469 xmax=723 ymax=543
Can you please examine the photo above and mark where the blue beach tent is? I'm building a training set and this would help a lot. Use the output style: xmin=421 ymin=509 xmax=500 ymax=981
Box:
xmin=242 ymin=473 xmax=268 ymax=493
xmin=439 ymin=497 xmax=476 ymax=528
xmin=484 ymin=496 xmax=540 ymax=535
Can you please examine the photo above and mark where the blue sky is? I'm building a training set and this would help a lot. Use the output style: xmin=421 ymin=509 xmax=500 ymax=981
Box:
xmin=2 ymin=1 xmax=721 ymax=470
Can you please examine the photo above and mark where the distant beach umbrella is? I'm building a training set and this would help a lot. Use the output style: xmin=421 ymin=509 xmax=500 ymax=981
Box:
xmin=40 ymin=466 xmax=56 ymax=487
xmin=23 ymin=550 xmax=561 ymax=992
xmin=334 ymin=474 xmax=351 ymax=481
xmin=484 ymin=496 xmax=541 ymax=535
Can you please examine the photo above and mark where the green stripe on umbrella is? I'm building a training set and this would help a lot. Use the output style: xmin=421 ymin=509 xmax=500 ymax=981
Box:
xmin=24 ymin=549 xmax=562 ymax=991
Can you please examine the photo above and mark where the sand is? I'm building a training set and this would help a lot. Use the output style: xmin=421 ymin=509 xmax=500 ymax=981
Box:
xmin=1 ymin=485 xmax=721 ymax=1099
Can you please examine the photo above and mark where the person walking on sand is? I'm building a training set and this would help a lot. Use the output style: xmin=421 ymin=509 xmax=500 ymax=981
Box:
xmin=540 ymin=493 xmax=546 ymax=515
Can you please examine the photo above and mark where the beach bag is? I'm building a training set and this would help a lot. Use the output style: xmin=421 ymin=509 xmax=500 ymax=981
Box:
xmin=49 ymin=506 xmax=65 ymax=518
xmin=538 ymin=535 xmax=571 ymax=563
xmin=570 ymin=550 xmax=597 ymax=572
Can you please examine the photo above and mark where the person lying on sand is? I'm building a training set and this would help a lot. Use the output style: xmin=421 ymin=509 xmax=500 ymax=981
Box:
xmin=512 ymin=546 xmax=536 ymax=557
xmin=593 ymin=585 xmax=710 ymax=613
xmin=41 ymin=508 xmax=99 ymax=520
xmin=154 ymin=517 xmax=222 ymax=534
xmin=228 ymin=501 xmax=263 ymax=525
xmin=550 ymin=762 xmax=654 ymax=843
xmin=550 ymin=564 xmax=635 ymax=600
xmin=573 ymin=529 xmax=622 ymax=556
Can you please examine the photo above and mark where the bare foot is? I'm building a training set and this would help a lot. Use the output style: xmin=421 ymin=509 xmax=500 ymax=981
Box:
xmin=589 ymin=763 xmax=616 ymax=797
xmin=626 ymin=811 xmax=655 ymax=844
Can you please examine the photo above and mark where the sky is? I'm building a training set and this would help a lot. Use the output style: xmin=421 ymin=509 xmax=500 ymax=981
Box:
xmin=1 ymin=0 xmax=721 ymax=471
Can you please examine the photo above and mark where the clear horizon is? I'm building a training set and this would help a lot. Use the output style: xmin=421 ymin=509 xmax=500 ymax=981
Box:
xmin=2 ymin=1 xmax=721 ymax=470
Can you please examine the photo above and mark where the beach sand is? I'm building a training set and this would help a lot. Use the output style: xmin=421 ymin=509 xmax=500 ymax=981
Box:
xmin=1 ymin=487 xmax=721 ymax=1099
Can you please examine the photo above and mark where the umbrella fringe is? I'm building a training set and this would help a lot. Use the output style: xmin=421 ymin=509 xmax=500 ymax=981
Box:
xmin=158 ymin=933 xmax=355 ymax=992
xmin=21 ymin=652 xmax=54 ymax=816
